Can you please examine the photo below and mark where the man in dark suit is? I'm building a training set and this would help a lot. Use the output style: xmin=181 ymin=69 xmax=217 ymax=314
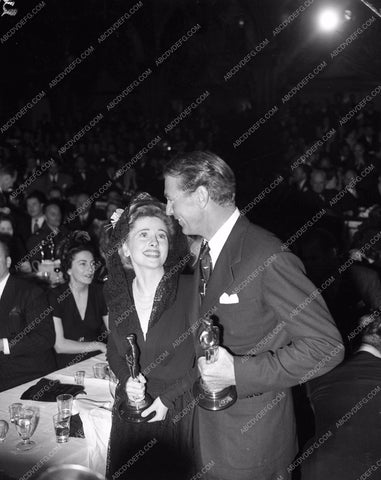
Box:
xmin=36 ymin=158 xmax=73 ymax=196
xmin=302 ymin=313 xmax=381 ymax=480
xmin=163 ymin=151 xmax=344 ymax=480
xmin=17 ymin=190 xmax=47 ymax=245
xmin=0 ymin=235 xmax=56 ymax=392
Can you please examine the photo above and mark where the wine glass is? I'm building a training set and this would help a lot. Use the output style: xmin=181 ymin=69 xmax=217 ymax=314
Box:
xmin=15 ymin=407 xmax=40 ymax=451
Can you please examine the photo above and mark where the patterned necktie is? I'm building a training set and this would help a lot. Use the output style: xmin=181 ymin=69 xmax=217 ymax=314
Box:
xmin=199 ymin=241 xmax=212 ymax=300
xmin=33 ymin=218 xmax=39 ymax=234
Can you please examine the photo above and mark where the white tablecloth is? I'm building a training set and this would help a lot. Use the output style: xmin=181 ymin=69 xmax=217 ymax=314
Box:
xmin=0 ymin=354 xmax=112 ymax=480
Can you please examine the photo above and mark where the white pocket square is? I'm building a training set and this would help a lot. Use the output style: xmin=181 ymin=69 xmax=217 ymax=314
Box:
xmin=219 ymin=293 xmax=239 ymax=304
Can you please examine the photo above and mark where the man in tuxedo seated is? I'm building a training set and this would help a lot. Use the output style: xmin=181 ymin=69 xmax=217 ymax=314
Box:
xmin=38 ymin=158 xmax=73 ymax=195
xmin=302 ymin=169 xmax=336 ymax=209
xmin=0 ymin=235 xmax=56 ymax=392
xmin=290 ymin=164 xmax=311 ymax=194
xmin=17 ymin=190 xmax=47 ymax=245
xmin=335 ymin=169 xmax=366 ymax=216
xmin=302 ymin=313 xmax=381 ymax=480
xmin=26 ymin=201 xmax=69 ymax=263
xmin=65 ymin=191 xmax=97 ymax=234
xmin=0 ymin=165 xmax=17 ymax=215
xmin=301 ymin=169 xmax=343 ymax=242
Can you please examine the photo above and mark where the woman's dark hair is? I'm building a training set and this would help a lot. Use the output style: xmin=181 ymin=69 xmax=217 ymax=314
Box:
xmin=57 ymin=230 xmax=96 ymax=281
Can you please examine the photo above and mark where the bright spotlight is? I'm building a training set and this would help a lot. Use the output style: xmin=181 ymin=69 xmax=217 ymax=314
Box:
xmin=317 ymin=8 xmax=341 ymax=32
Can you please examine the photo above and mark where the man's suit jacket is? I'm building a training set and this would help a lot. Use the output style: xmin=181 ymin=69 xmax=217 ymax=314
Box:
xmin=190 ymin=215 xmax=344 ymax=480
xmin=302 ymin=351 xmax=381 ymax=480
xmin=0 ymin=276 xmax=56 ymax=392
xmin=31 ymin=172 xmax=73 ymax=195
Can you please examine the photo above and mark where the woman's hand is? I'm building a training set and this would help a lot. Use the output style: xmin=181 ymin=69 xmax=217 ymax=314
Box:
xmin=126 ymin=373 xmax=146 ymax=402
xmin=141 ymin=397 xmax=168 ymax=422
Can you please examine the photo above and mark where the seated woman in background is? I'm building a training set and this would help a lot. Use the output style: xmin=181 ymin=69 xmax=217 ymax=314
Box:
xmin=49 ymin=231 xmax=108 ymax=368
xmin=105 ymin=193 xmax=195 ymax=480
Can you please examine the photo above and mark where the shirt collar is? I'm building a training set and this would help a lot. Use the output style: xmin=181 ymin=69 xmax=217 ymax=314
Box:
xmin=357 ymin=344 xmax=381 ymax=359
xmin=0 ymin=273 xmax=10 ymax=300
xmin=32 ymin=216 xmax=45 ymax=228
xmin=208 ymin=208 xmax=240 ymax=268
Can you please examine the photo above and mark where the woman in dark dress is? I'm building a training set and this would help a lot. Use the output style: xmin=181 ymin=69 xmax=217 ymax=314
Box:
xmin=105 ymin=193 xmax=195 ymax=480
xmin=49 ymin=231 xmax=108 ymax=369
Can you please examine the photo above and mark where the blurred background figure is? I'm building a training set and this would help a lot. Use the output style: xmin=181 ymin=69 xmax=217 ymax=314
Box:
xmin=302 ymin=312 xmax=381 ymax=480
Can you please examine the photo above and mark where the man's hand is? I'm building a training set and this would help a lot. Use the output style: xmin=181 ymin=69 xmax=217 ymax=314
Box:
xmin=141 ymin=397 xmax=168 ymax=422
xmin=198 ymin=346 xmax=236 ymax=391
xmin=125 ymin=373 xmax=146 ymax=402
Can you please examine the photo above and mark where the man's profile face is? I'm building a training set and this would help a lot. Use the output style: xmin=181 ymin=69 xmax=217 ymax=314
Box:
xmin=164 ymin=175 xmax=201 ymax=236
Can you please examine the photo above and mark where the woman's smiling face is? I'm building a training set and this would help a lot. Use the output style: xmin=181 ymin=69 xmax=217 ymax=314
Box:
xmin=122 ymin=216 xmax=169 ymax=270
xmin=68 ymin=250 xmax=95 ymax=285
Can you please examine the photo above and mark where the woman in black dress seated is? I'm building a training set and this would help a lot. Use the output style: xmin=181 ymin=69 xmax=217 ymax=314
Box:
xmin=49 ymin=231 xmax=108 ymax=369
xmin=105 ymin=193 xmax=195 ymax=480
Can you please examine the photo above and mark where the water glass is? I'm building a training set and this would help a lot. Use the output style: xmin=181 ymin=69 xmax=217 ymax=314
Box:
xmin=93 ymin=362 xmax=108 ymax=379
xmin=56 ymin=394 xmax=73 ymax=414
xmin=74 ymin=370 xmax=85 ymax=386
xmin=0 ymin=420 xmax=9 ymax=442
xmin=53 ymin=413 xmax=70 ymax=443
xmin=15 ymin=407 xmax=39 ymax=451
xmin=9 ymin=403 xmax=23 ymax=423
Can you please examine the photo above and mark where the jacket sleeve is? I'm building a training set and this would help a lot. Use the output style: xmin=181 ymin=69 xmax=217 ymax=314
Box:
xmin=234 ymin=251 xmax=344 ymax=397
xmin=160 ymin=364 xmax=197 ymax=409
xmin=106 ymin=327 xmax=130 ymax=390
xmin=7 ymin=287 xmax=55 ymax=356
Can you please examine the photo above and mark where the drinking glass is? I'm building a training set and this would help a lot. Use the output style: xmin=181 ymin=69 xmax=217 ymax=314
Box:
xmin=53 ymin=413 xmax=70 ymax=443
xmin=0 ymin=420 xmax=9 ymax=442
xmin=56 ymin=394 xmax=73 ymax=414
xmin=74 ymin=371 xmax=85 ymax=386
xmin=9 ymin=403 xmax=23 ymax=424
xmin=93 ymin=362 xmax=108 ymax=379
xmin=108 ymin=369 xmax=118 ymax=400
xmin=15 ymin=407 xmax=39 ymax=451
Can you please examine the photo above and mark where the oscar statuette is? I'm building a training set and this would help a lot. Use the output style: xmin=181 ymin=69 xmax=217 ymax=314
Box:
xmin=117 ymin=334 xmax=154 ymax=422
xmin=193 ymin=316 xmax=237 ymax=411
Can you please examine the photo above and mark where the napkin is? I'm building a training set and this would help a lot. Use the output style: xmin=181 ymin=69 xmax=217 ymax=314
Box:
xmin=20 ymin=377 xmax=85 ymax=402
xmin=69 ymin=413 xmax=85 ymax=438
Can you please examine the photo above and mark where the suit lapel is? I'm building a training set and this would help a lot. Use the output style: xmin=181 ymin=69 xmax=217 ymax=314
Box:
xmin=200 ymin=216 xmax=249 ymax=316
xmin=0 ymin=276 xmax=16 ymax=334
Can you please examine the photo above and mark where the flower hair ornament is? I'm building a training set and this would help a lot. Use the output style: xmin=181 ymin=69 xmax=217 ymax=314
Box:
xmin=106 ymin=208 xmax=124 ymax=231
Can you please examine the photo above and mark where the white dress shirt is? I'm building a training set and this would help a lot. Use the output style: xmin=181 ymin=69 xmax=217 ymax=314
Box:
xmin=357 ymin=343 xmax=381 ymax=359
xmin=31 ymin=216 xmax=45 ymax=234
xmin=0 ymin=273 xmax=11 ymax=354
xmin=208 ymin=208 xmax=240 ymax=268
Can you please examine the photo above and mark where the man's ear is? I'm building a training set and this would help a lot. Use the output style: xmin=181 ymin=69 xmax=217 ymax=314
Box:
xmin=6 ymin=256 xmax=11 ymax=270
xmin=195 ymin=186 xmax=209 ymax=209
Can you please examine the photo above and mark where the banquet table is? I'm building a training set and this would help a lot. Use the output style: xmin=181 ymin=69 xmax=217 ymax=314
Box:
xmin=0 ymin=353 xmax=112 ymax=480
